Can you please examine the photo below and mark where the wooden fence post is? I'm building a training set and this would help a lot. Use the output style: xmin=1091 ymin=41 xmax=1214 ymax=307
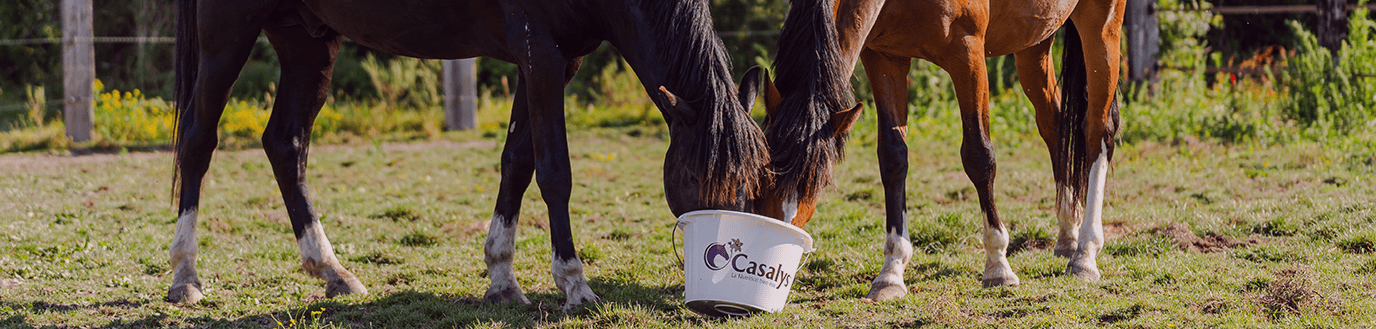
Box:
xmin=1125 ymin=0 xmax=1160 ymax=95
xmin=443 ymin=59 xmax=477 ymax=131
xmin=1317 ymin=0 xmax=1348 ymax=64
xmin=62 ymin=0 xmax=95 ymax=142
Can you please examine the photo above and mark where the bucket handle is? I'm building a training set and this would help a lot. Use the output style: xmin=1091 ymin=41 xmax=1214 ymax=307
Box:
xmin=671 ymin=219 xmax=684 ymax=268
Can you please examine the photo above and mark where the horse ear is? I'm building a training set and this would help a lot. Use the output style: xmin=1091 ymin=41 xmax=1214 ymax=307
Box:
xmin=658 ymin=86 xmax=694 ymax=124
xmin=830 ymin=103 xmax=863 ymax=136
xmin=738 ymin=66 xmax=764 ymax=113
xmin=762 ymin=69 xmax=782 ymax=119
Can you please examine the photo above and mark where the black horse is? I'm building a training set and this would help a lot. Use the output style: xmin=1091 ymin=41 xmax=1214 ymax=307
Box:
xmin=168 ymin=0 xmax=771 ymax=311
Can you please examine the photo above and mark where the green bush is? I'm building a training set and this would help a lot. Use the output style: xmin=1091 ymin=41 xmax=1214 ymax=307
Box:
xmin=1280 ymin=6 xmax=1376 ymax=136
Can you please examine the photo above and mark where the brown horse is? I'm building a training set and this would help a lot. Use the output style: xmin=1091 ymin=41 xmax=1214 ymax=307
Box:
xmin=754 ymin=0 xmax=1123 ymax=299
xmin=168 ymin=0 xmax=771 ymax=310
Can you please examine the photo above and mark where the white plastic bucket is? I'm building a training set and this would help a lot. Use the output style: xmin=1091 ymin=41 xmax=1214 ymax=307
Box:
xmin=676 ymin=210 xmax=814 ymax=317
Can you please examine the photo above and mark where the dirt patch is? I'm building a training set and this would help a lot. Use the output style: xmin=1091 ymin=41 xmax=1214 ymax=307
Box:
xmin=1198 ymin=298 xmax=1229 ymax=314
xmin=449 ymin=219 xmax=490 ymax=237
xmin=1104 ymin=221 xmax=1133 ymax=239
xmin=1162 ymin=223 xmax=1261 ymax=253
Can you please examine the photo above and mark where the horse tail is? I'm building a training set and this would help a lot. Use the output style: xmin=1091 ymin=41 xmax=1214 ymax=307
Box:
xmin=1057 ymin=21 xmax=1091 ymax=202
xmin=1056 ymin=20 xmax=1122 ymax=203
xmin=172 ymin=0 xmax=198 ymax=202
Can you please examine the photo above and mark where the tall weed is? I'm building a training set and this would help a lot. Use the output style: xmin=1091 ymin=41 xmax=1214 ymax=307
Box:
xmin=360 ymin=54 xmax=442 ymax=111
xmin=25 ymin=85 xmax=46 ymax=128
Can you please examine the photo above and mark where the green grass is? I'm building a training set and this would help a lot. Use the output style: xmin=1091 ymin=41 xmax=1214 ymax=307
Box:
xmin=2 ymin=117 xmax=1375 ymax=327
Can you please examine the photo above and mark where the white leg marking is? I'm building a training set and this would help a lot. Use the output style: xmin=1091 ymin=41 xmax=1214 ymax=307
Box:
xmin=297 ymin=220 xmax=367 ymax=297
xmin=170 ymin=209 xmax=199 ymax=276
xmin=483 ymin=214 xmax=528 ymax=304
xmin=981 ymin=219 xmax=1020 ymax=287
xmin=1053 ymin=185 xmax=1082 ymax=257
xmin=297 ymin=221 xmax=338 ymax=276
xmin=867 ymin=229 xmax=914 ymax=301
xmin=551 ymin=257 xmax=599 ymax=311
xmin=1068 ymin=141 xmax=1109 ymax=280
xmin=167 ymin=208 xmax=204 ymax=303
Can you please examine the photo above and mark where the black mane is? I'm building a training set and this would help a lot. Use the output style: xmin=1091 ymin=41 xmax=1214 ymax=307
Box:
xmin=767 ymin=0 xmax=855 ymax=203
xmin=644 ymin=0 xmax=771 ymax=204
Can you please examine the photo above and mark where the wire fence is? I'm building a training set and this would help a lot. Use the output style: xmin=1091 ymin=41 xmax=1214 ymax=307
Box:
xmin=0 ymin=102 xmax=61 ymax=114
xmin=0 ymin=31 xmax=784 ymax=115
xmin=1159 ymin=3 xmax=1376 ymax=14
xmin=0 ymin=36 xmax=176 ymax=46
xmin=0 ymin=30 xmax=781 ymax=46
xmin=1130 ymin=1 xmax=1376 ymax=82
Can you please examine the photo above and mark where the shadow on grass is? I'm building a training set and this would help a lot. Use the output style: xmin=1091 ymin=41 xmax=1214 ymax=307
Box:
xmin=0 ymin=278 xmax=693 ymax=328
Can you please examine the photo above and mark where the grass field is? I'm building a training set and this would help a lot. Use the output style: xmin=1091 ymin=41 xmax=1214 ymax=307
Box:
xmin=2 ymin=121 xmax=1375 ymax=328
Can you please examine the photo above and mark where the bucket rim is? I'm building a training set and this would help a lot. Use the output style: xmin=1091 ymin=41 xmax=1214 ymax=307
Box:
xmin=676 ymin=209 xmax=814 ymax=252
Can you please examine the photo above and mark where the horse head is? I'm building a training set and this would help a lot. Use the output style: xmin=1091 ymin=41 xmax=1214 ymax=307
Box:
xmin=655 ymin=80 xmax=771 ymax=217
xmin=747 ymin=64 xmax=861 ymax=228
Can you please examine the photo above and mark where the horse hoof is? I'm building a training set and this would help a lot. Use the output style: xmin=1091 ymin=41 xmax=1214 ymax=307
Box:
xmin=560 ymin=294 xmax=599 ymax=312
xmin=166 ymin=284 xmax=204 ymax=304
xmin=1052 ymin=248 xmax=1076 ymax=258
xmin=484 ymin=286 xmax=531 ymax=305
xmin=324 ymin=272 xmax=368 ymax=298
xmin=1067 ymin=265 xmax=1101 ymax=281
xmin=864 ymin=281 xmax=908 ymax=301
xmin=981 ymin=276 xmax=1021 ymax=288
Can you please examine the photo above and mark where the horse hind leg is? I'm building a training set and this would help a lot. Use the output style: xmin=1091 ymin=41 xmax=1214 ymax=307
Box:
xmin=938 ymin=40 xmax=1020 ymax=288
xmin=860 ymin=49 xmax=915 ymax=301
xmin=167 ymin=14 xmax=263 ymax=304
xmin=260 ymin=26 xmax=365 ymax=297
xmin=1013 ymin=36 xmax=1081 ymax=258
xmin=1064 ymin=2 xmax=1125 ymax=280
xmin=168 ymin=209 xmax=203 ymax=304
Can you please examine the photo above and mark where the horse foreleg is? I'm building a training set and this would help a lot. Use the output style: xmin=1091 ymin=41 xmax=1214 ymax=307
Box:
xmin=542 ymin=57 xmax=598 ymax=311
xmin=941 ymin=40 xmax=1020 ymax=288
xmin=860 ymin=48 xmax=915 ymax=301
xmin=1013 ymin=36 xmax=1082 ymax=258
xmin=484 ymin=72 xmax=534 ymax=304
xmin=502 ymin=18 xmax=598 ymax=308
xmin=483 ymin=56 xmax=586 ymax=306
xmin=260 ymin=26 xmax=366 ymax=298
xmin=167 ymin=18 xmax=261 ymax=304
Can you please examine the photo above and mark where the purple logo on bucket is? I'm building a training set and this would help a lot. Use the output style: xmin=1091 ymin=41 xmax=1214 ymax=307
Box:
xmin=701 ymin=238 xmax=795 ymax=289
xmin=703 ymin=238 xmax=743 ymax=270
xmin=703 ymin=243 xmax=731 ymax=270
